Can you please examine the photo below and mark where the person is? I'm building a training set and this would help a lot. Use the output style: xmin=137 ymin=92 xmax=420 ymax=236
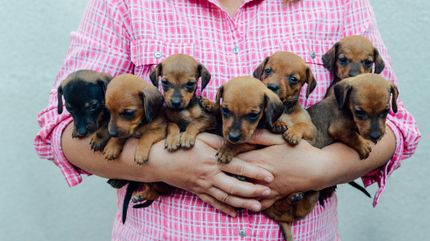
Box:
xmin=34 ymin=0 xmax=421 ymax=240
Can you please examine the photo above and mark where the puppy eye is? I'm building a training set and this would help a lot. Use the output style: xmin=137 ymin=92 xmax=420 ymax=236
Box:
xmin=120 ymin=109 xmax=136 ymax=119
xmin=354 ymin=110 xmax=367 ymax=120
xmin=288 ymin=75 xmax=298 ymax=85
xmin=88 ymin=103 xmax=99 ymax=112
xmin=161 ymin=80 xmax=169 ymax=90
xmin=363 ymin=60 xmax=373 ymax=68
xmin=379 ymin=109 xmax=390 ymax=118
xmin=222 ymin=107 xmax=230 ymax=117
xmin=185 ymin=82 xmax=195 ymax=91
xmin=338 ymin=57 xmax=348 ymax=66
xmin=247 ymin=112 xmax=260 ymax=121
xmin=264 ymin=68 xmax=272 ymax=75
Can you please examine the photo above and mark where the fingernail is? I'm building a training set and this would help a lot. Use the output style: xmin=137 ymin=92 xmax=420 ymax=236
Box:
xmin=264 ymin=176 xmax=273 ymax=182
xmin=262 ymin=189 xmax=271 ymax=196
xmin=230 ymin=212 xmax=237 ymax=217
xmin=251 ymin=204 xmax=261 ymax=212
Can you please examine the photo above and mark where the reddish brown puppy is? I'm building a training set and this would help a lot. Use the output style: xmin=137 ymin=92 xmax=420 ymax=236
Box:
xmin=150 ymin=54 xmax=217 ymax=152
xmin=323 ymin=35 xmax=385 ymax=95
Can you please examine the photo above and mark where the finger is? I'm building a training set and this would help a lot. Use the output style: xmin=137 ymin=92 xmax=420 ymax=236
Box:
xmin=207 ymin=187 xmax=262 ymax=212
xmin=197 ymin=132 xmax=225 ymax=149
xmin=260 ymin=198 xmax=277 ymax=211
xmin=198 ymin=193 xmax=237 ymax=217
xmin=247 ymin=129 xmax=285 ymax=145
xmin=219 ymin=158 xmax=274 ymax=182
xmin=213 ymin=172 xmax=272 ymax=197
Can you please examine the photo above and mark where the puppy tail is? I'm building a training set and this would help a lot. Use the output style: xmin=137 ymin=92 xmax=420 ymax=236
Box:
xmin=121 ymin=181 xmax=139 ymax=224
xmin=348 ymin=181 xmax=371 ymax=198
xmin=279 ymin=222 xmax=293 ymax=241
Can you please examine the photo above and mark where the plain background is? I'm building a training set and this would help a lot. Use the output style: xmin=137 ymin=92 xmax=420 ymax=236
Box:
xmin=0 ymin=1 xmax=428 ymax=240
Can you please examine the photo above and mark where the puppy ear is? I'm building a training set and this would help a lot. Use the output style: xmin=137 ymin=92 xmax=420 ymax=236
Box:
xmin=149 ymin=63 xmax=163 ymax=87
xmin=253 ymin=57 xmax=269 ymax=80
xmin=140 ymin=86 xmax=164 ymax=122
xmin=333 ymin=81 xmax=352 ymax=110
xmin=322 ymin=42 xmax=339 ymax=72
xmin=390 ymin=82 xmax=399 ymax=113
xmin=197 ymin=64 xmax=211 ymax=92
xmin=373 ymin=48 xmax=385 ymax=74
xmin=264 ymin=91 xmax=284 ymax=128
xmin=214 ymin=85 xmax=224 ymax=111
xmin=97 ymin=74 xmax=112 ymax=95
xmin=57 ymin=86 xmax=63 ymax=114
xmin=305 ymin=66 xmax=317 ymax=98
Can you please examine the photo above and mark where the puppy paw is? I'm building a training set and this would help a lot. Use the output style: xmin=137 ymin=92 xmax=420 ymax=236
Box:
xmin=271 ymin=120 xmax=288 ymax=134
xmin=180 ymin=133 xmax=196 ymax=149
xmin=165 ymin=133 xmax=181 ymax=152
xmin=103 ymin=141 xmax=122 ymax=160
xmin=357 ymin=140 xmax=372 ymax=160
xmin=134 ymin=148 xmax=150 ymax=165
xmin=216 ymin=148 xmax=234 ymax=164
xmin=283 ymin=128 xmax=303 ymax=145
xmin=198 ymin=96 xmax=215 ymax=112
xmin=90 ymin=134 xmax=109 ymax=152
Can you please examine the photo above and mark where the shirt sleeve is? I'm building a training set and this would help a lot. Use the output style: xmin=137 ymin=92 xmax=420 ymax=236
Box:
xmin=34 ymin=0 xmax=134 ymax=187
xmin=343 ymin=0 xmax=421 ymax=206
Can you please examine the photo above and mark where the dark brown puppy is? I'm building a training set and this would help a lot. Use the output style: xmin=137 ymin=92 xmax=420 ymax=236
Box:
xmin=308 ymin=73 xmax=398 ymax=204
xmin=253 ymin=52 xmax=319 ymax=241
xmin=253 ymin=51 xmax=317 ymax=145
xmin=323 ymin=35 xmax=385 ymax=95
xmin=57 ymin=69 xmax=112 ymax=151
xmin=150 ymin=54 xmax=217 ymax=151
xmin=214 ymin=76 xmax=284 ymax=163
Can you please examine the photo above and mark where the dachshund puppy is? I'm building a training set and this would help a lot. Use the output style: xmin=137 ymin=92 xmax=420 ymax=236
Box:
xmin=214 ymin=76 xmax=284 ymax=163
xmin=308 ymin=73 xmax=398 ymax=204
xmin=253 ymin=51 xmax=317 ymax=145
xmin=149 ymin=54 xmax=217 ymax=151
xmin=322 ymin=35 xmax=385 ymax=96
xmin=103 ymin=73 xmax=173 ymax=223
xmin=57 ymin=69 xmax=111 ymax=151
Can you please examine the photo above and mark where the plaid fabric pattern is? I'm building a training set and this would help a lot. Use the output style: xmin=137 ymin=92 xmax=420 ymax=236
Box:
xmin=34 ymin=0 xmax=421 ymax=240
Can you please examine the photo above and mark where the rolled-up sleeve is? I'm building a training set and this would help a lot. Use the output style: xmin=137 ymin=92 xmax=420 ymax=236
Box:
xmin=343 ymin=0 xmax=421 ymax=206
xmin=34 ymin=0 xmax=133 ymax=186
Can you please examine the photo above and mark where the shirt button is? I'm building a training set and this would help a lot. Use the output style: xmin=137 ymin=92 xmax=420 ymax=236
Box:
xmin=232 ymin=46 xmax=240 ymax=54
xmin=238 ymin=229 xmax=246 ymax=237
xmin=310 ymin=51 xmax=316 ymax=59
xmin=154 ymin=51 xmax=162 ymax=59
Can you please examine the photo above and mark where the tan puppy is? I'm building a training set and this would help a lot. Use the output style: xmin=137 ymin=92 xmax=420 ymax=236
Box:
xmin=323 ymin=35 xmax=385 ymax=95
xmin=149 ymin=54 xmax=217 ymax=151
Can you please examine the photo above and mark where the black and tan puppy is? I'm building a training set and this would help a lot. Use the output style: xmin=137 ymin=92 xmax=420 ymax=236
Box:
xmin=323 ymin=35 xmax=385 ymax=95
xmin=253 ymin=51 xmax=317 ymax=145
xmin=57 ymin=69 xmax=112 ymax=151
xmin=103 ymin=73 xmax=173 ymax=223
xmin=149 ymin=54 xmax=217 ymax=151
xmin=308 ymin=73 xmax=398 ymax=204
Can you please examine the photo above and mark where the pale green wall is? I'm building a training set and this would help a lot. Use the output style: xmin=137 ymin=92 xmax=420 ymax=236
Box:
xmin=0 ymin=1 xmax=428 ymax=240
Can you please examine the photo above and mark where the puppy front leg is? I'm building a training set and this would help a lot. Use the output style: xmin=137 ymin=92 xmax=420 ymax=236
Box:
xmin=103 ymin=137 xmax=127 ymax=160
xmin=271 ymin=113 xmax=289 ymax=134
xmin=329 ymin=124 xmax=372 ymax=160
xmin=180 ymin=119 xmax=214 ymax=149
xmin=165 ymin=122 xmax=181 ymax=152
xmin=216 ymin=143 xmax=257 ymax=164
xmin=134 ymin=127 xmax=166 ymax=165
xmin=283 ymin=122 xmax=316 ymax=145
xmin=90 ymin=125 xmax=110 ymax=152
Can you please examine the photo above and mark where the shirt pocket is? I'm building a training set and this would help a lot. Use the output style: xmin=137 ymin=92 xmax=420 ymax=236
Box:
xmin=130 ymin=38 xmax=196 ymax=81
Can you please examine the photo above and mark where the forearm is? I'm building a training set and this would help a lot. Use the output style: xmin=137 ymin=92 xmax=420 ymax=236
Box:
xmin=321 ymin=127 xmax=396 ymax=188
xmin=62 ymin=123 xmax=160 ymax=183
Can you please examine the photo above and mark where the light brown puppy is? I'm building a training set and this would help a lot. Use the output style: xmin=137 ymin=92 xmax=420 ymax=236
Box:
xmin=150 ymin=54 xmax=217 ymax=151
xmin=323 ymin=35 xmax=385 ymax=95
xmin=253 ymin=51 xmax=317 ymax=145
xmin=308 ymin=73 xmax=398 ymax=204
xmin=253 ymin=52 xmax=319 ymax=241
xmin=214 ymin=76 xmax=285 ymax=164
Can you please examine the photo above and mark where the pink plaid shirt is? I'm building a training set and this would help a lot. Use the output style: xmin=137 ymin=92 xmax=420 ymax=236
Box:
xmin=34 ymin=0 xmax=421 ymax=240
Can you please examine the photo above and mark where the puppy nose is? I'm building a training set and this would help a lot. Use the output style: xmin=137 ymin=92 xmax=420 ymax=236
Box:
xmin=369 ymin=131 xmax=381 ymax=142
xmin=228 ymin=131 xmax=241 ymax=143
xmin=77 ymin=126 xmax=88 ymax=136
xmin=349 ymin=71 xmax=360 ymax=77
xmin=171 ymin=98 xmax=181 ymax=108
xmin=267 ymin=83 xmax=279 ymax=93
xmin=109 ymin=129 xmax=119 ymax=137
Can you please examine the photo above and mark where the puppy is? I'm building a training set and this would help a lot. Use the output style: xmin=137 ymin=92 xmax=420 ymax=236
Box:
xmin=253 ymin=52 xmax=319 ymax=241
xmin=149 ymin=54 xmax=217 ymax=151
xmin=103 ymin=73 xmax=173 ymax=223
xmin=308 ymin=73 xmax=398 ymax=203
xmin=57 ymin=69 xmax=111 ymax=151
xmin=322 ymin=35 xmax=385 ymax=96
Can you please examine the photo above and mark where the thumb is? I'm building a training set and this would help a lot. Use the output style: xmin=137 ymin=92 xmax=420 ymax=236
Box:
xmin=197 ymin=132 xmax=225 ymax=149
xmin=247 ymin=129 xmax=285 ymax=146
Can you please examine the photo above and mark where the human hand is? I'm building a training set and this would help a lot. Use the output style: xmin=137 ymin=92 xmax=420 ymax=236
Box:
xmin=146 ymin=132 xmax=274 ymax=217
